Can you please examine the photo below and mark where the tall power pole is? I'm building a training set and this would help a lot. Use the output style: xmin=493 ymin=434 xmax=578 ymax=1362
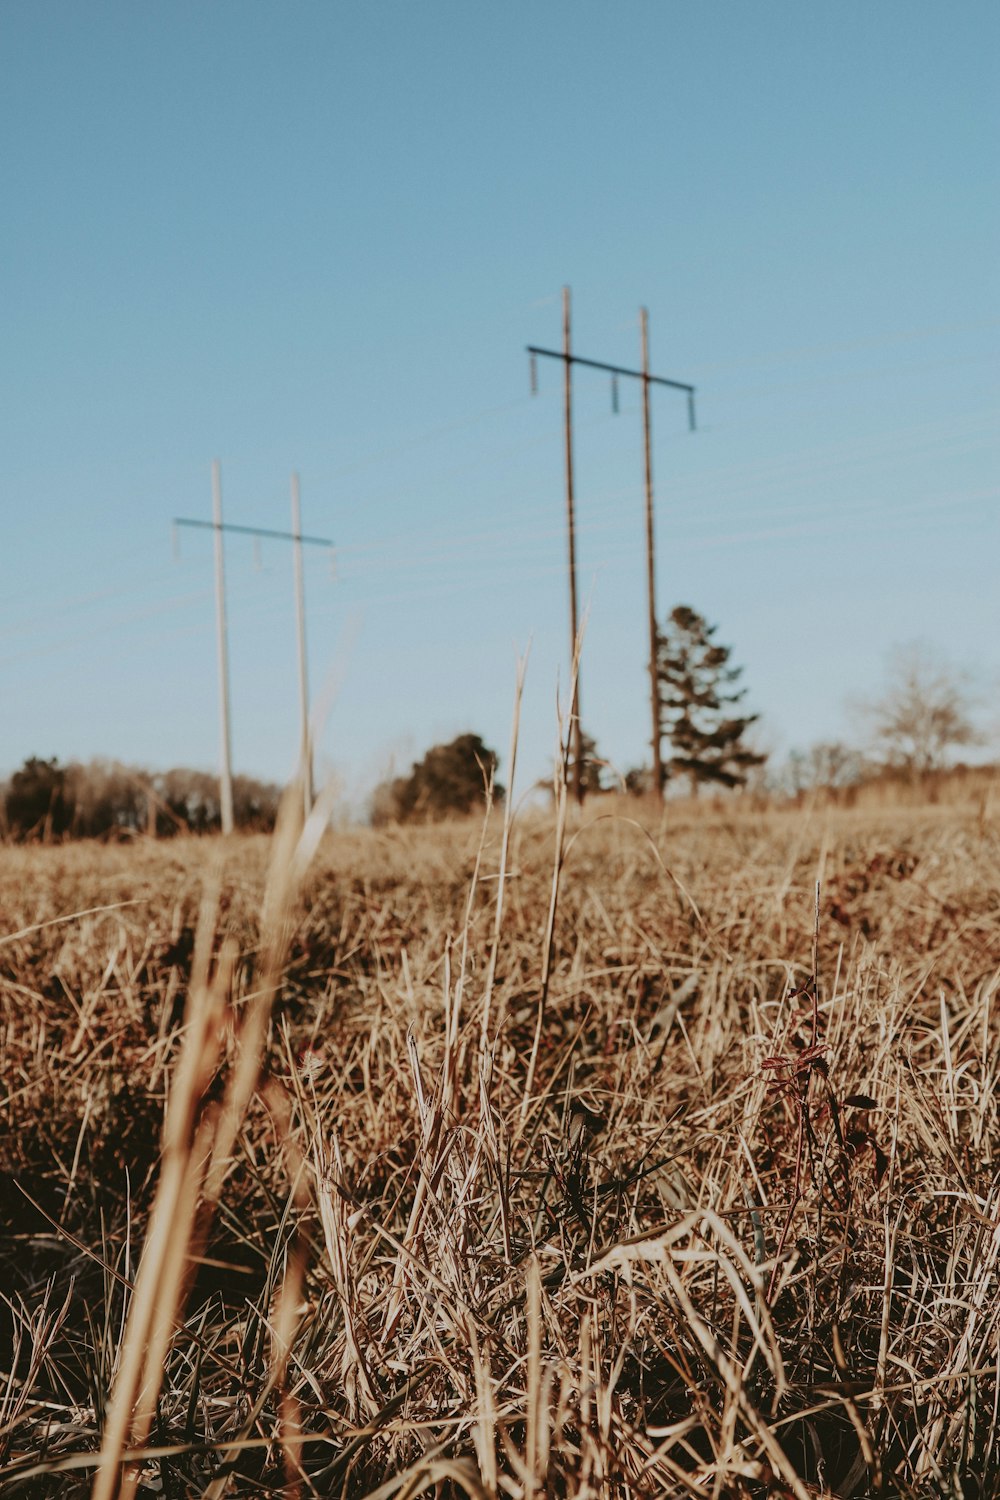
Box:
xmin=640 ymin=309 xmax=663 ymax=799
xmin=561 ymin=287 xmax=584 ymax=803
xmin=528 ymin=304 xmax=696 ymax=801
xmin=211 ymin=460 xmax=235 ymax=835
xmin=290 ymin=472 xmax=312 ymax=818
xmin=175 ymin=475 xmax=333 ymax=832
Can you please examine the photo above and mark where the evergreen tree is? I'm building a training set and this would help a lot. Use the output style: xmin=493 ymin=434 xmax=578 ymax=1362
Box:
xmin=655 ymin=605 xmax=765 ymax=793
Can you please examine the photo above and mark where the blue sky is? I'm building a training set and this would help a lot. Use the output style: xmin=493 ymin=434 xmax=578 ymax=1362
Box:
xmin=2 ymin=1 xmax=997 ymax=806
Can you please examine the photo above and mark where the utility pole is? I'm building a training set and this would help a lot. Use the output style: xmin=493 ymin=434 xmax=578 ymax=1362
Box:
xmin=561 ymin=287 xmax=584 ymax=803
xmin=290 ymin=472 xmax=312 ymax=819
xmin=528 ymin=303 xmax=696 ymax=802
xmin=175 ymin=474 xmax=333 ymax=832
xmin=640 ymin=308 xmax=662 ymax=800
xmin=211 ymin=459 xmax=235 ymax=835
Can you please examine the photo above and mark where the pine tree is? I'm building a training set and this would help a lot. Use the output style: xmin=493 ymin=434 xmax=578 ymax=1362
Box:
xmin=655 ymin=605 xmax=766 ymax=793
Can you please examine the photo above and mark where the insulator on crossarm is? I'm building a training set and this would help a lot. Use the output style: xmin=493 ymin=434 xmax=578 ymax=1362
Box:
xmin=530 ymin=352 xmax=538 ymax=396
xmin=688 ymin=392 xmax=697 ymax=432
xmin=611 ymin=374 xmax=619 ymax=414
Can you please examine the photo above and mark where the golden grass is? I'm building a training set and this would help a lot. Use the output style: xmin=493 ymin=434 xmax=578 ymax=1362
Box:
xmin=1 ymin=791 xmax=999 ymax=1497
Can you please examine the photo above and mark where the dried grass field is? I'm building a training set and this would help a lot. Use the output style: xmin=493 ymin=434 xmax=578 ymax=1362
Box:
xmin=1 ymin=793 xmax=999 ymax=1497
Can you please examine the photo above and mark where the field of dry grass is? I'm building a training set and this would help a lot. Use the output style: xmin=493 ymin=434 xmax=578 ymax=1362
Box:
xmin=1 ymin=790 xmax=998 ymax=1497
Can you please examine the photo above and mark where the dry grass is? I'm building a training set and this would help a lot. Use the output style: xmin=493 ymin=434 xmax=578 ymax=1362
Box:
xmin=1 ymin=788 xmax=999 ymax=1497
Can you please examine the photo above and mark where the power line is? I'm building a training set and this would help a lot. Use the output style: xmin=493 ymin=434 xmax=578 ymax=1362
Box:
xmin=3 ymin=481 xmax=989 ymax=689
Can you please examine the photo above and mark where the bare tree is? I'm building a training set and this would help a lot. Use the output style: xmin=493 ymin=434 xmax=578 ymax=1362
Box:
xmin=860 ymin=643 xmax=981 ymax=776
xmin=784 ymin=740 xmax=865 ymax=795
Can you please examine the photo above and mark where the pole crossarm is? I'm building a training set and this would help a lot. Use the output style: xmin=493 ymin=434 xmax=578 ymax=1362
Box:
xmin=527 ymin=345 xmax=697 ymax=429
xmin=173 ymin=517 xmax=334 ymax=548
xmin=527 ymin=344 xmax=694 ymax=393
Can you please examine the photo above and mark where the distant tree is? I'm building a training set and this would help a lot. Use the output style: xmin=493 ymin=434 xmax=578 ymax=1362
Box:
xmin=371 ymin=733 xmax=502 ymax=825
xmin=859 ymin=644 xmax=982 ymax=777
xmin=1 ymin=757 xmax=283 ymax=840
xmin=153 ymin=768 xmax=222 ymax=833
xmin=65 ymin=759 xmax=146 ymax=837
xmin=624 ymin=764 xmax=654 ymax=796
xmin=5 ymin=757 xmax=74 ymax=840
xmin=232 ymin=774 xmax=282 ymax=831
xmin=535 ymin=731 xmax=612 ymax=802
xmin=567 ymin=731 xmax=607 ymax=796
xmin=152 ymin=767 xmax=282 ymax=834
xmin=785 ymin=740 xmax=865 ymax=796
xmin=655 ymin=605 xmax=766 ymax=794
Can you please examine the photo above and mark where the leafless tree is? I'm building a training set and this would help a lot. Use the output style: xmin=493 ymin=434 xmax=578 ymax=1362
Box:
xmin=779 ymin=741 xmax=856 ymax=797
xmin=859 ymin=643 xmax=982 ymax=776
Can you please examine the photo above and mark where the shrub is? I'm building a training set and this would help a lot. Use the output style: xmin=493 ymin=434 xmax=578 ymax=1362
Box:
xmin=371 ymin=733 xmax=502 ymax=824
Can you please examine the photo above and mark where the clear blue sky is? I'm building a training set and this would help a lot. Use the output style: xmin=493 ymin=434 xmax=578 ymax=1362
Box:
xmin=2 ymin=1 xmax=997 ymax=806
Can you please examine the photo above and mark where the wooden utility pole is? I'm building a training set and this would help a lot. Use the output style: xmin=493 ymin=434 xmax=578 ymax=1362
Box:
xmin=211 ymin=459 xmax=235 ymax=835
xmin=175 ymin=478 xmax=333 ymax=834
xmin=640 ymin=308 xmax=663 ymax=799
xmin=528 ymin=305 xmax=696 ymax=802
xmin=562 ymin=287 xmax=584 ymax=803
xmin=290 ymin=471 xmax=313 ymax=818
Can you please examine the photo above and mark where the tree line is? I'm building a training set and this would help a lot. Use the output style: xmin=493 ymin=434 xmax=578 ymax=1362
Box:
xmin=0 ymin=758 xmax=282 ymax=841
xmin=5 ymin=606 xmax=984 ymax=836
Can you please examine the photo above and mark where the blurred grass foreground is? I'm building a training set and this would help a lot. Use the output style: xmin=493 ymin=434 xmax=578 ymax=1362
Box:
xmin=1 ymin=785 xmax=999 ymax=1497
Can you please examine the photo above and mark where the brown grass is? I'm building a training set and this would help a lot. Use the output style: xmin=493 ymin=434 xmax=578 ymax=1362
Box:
xmin=1 ymin=789 xmax=999 ymax=1497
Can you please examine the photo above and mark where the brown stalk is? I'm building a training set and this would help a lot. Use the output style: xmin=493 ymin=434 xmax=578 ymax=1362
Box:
xmin=91 ymin=784 xmax=322 ymax=1500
